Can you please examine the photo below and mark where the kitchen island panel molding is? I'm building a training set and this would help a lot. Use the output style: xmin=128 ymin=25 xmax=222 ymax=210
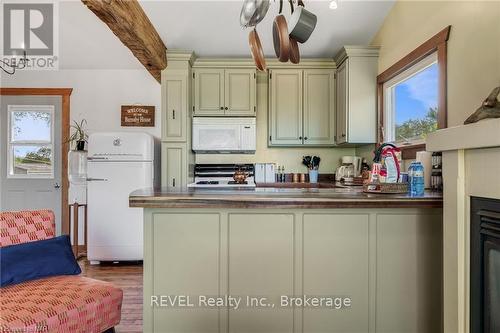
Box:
xmin=375 ymin=212 xmax=442 ymax=332
xmin=302 ymin=213 xmax=370 ymax=332
xmin=142 ymin=208 xmax=442 ymax=332
xmin=147 ymin=212 xmax=222 ymax=333
xmin=228 ymin=213 xmax=295 ymax=332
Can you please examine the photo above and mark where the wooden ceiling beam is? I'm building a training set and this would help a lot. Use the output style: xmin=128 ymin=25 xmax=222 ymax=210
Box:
xmin=82 ymin=0 xmax=167 ymax=83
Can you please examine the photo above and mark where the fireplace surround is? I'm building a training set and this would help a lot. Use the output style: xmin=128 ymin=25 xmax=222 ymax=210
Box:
xmin=470 ymin=197 xmax=500 ymax=333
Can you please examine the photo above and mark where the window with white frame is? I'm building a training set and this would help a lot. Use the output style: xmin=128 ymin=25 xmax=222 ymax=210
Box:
xmin=383 ymin=52 xmax=438 ymax=145
xmin=7 ymin=105 xmax=55 ymax=178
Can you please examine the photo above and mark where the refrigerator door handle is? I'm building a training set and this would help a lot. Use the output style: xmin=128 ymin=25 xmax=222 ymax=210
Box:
xmin=86 ymin=178 xmax=108 ymax=182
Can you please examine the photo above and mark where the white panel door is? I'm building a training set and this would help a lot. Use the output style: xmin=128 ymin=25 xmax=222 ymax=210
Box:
xmin=0 ymin=96 xmax=62 ymax=232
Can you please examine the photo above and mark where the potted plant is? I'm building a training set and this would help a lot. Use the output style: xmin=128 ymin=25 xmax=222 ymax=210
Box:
xmin=69 ymin=119 xmax=89 ymax=151
xmin=302 ymin=155 xmax=321 ymax=183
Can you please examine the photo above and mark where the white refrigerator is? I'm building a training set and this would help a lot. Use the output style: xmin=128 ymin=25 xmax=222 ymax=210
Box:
xmin=87 ymin=132 xmax=154 ymax=263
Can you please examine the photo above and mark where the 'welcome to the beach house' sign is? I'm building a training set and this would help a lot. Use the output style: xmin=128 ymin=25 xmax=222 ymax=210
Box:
xmin=121 ymin=105 xmax=155 ymax=127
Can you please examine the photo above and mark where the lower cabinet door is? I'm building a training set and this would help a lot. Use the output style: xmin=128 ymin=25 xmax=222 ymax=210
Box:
xmin=150 ymin=213 xmax=221 ymax=333
xmin=161 ymin=143 xmax=186 ymax=188
xmin=302 ymin=213 xmax=370 ymax=332
xmin=228 ymin=213 xmax=295 ymax=332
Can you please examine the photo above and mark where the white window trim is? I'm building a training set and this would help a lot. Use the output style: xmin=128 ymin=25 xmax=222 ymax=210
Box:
xmin=7 ymin=105 xmax=55 ymax=179
xmin=383 ymin=52 xmax=438 ymax=144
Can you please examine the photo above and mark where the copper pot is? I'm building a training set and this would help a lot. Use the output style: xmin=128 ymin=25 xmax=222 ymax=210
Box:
xmin=233 ymin=169 xmax=249 ymax=184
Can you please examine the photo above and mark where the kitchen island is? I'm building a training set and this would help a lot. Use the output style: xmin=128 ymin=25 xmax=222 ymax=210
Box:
xmin=130 ymin=187 xmax=443 ymax=333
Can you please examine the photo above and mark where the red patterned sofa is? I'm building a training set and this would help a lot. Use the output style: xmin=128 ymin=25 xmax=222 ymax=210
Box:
xmin=0 ymin=210 xmax=123 ymax=333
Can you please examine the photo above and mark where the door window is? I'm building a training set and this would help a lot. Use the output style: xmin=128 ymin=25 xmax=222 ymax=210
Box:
xmin=7 ymin=105 xmax=55 ymax=178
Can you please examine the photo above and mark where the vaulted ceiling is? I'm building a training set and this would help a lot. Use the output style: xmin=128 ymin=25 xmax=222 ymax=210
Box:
xmin=59 ymin=0 xmax=394 ymax=69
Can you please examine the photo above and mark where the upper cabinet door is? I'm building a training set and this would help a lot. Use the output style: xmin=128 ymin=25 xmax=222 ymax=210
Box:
xmin=336 ymin=60 xmax=348 ymax=144
xmin=225 ymin=69 xmax=256 ymax=116
xmin=193 ymin=69 xmax=225 ymax=116
xmin=303 ymin=69 xmax=335 ymax=146
xmin=269 ymin=69 xmax=303 ymax=146
xmin=162 ymin=74 xmax=187 ymax=142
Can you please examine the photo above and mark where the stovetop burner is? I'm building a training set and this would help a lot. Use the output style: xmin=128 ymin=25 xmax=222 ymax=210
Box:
xmin=228 ymin=181 xmax=248 ymax=185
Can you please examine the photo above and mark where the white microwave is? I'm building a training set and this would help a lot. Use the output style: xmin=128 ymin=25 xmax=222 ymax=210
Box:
xmin=192 ymin=117 xmax=256 ymax=154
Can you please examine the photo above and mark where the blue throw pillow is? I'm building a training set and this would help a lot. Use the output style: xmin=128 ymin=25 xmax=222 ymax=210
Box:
xmin=0 ymin=235 xmax=81 ymax=287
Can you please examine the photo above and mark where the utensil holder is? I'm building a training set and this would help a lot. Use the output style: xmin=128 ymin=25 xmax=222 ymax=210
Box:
xmin=309 ymin=170 xmax=318 ymax=183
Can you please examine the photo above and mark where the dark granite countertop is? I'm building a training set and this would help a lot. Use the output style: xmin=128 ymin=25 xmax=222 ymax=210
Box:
xmin=129 ymin=187 xmax=443 ymax=209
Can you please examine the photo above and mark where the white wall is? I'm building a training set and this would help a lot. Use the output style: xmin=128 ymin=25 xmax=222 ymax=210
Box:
xmin=1 ymin=69 xmax=161 ymax=137
xmin=371 ymin=0 xmax=500 ymax=127
xmin=0 ymin=69 xmax=160 ymax=236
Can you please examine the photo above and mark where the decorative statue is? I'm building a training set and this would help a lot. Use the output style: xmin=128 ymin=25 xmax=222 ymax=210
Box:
xmin=464 ymin=86 xmax=500 ymax=124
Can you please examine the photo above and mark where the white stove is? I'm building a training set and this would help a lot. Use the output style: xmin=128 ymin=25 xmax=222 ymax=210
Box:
xmin=188 ymin=164 xmax=256 ymax=188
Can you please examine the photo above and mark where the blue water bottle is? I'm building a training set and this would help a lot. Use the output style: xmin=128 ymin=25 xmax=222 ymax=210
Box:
xmin=407 ymin=162 xmax=415 ymax=194
xmin=410 ymin=162 xmax=425 ymax=197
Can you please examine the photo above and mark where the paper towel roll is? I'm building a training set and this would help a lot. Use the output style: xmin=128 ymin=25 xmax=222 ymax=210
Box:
xmin=416 ymin=151 xmax=432 ymax=189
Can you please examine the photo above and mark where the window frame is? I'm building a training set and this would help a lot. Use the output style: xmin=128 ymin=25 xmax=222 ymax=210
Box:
xmin=383 ymin=52 xmax=438 ymax=145
xmin=377 ymin=26 xmax=451 ymax=159
xmin=7 ymin=104 xmax=55 ymax=179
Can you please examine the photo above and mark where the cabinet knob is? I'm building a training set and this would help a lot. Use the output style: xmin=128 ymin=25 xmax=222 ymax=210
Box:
xmin=342 ymin=134 xmax=346 ymax=138
xmin=225 ymin=107 xmax=228 ymax=110
xmin=220 ymin=106 xmax=224 ymax=110
xmin=304 ymin=137 xmax=308 ymax=140
xmin=299 ymin=136 xmax=303 ymax=140
xmin=172 ymin=109 xmax=175 ymax=119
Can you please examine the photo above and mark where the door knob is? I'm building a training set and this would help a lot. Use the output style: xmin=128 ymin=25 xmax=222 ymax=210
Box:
xmin=54 ymin=183 xmax=61 ymax=189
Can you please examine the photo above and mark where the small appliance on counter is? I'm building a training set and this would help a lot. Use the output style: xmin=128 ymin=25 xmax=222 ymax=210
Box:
xmin=430 ymin=152 xmax=443 ymax=191
xmin=335 ymin=155 xmax=362 ymax=181
xmin=187 ymin=164 xmax=256 ymax=188
xmin=254 ymin=163 xmax=276 ymax=183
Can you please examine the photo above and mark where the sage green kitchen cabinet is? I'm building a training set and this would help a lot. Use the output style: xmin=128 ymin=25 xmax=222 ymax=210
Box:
xmin=269 ymin=69 xmax=303 ymax=145
xmin=143 ymin=208 xmax=442 ymax=333
xmin=334 ymin=46 xmax=379 ymax=145
xmin=161 ymin=143 xmax=187 ymax=188
xmin=160 ymin=51 xmax=195 ymax=188
xmin=335 ymin=61 xmax=348 ymax=145
xmin=228 ymin=213 xmax=295 ymax=332
xmin=224 ymin=69 xmax=257 ymax=116
xmin=147 ymin=212 xmax=221 ymax=332
xmin=302 ymin=213 xmax=370 ymax=332
xmin=269 ymin=69 xmax=335 ymax=146
xmin=303 ymin=69 xmax=336 ymax=145
xmin=193 ymin=68 xmax=256 ymax=116
xmin=193 ymin=69 xmax=225 ymax=116
xmin=162 ymin=74 xmax=187 ymax=142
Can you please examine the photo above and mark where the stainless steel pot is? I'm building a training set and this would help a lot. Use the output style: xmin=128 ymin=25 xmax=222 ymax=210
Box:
xmin=288 ymin=1 xmax=317 ymax=43
xmin=240 ymin=0 xmax=271 ymax=28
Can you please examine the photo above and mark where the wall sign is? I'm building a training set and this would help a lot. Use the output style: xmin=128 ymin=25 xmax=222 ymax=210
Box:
xmin=121 ymin=105 xmax=155 ymax=127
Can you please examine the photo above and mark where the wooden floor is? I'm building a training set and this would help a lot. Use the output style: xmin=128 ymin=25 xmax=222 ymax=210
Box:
xmin=79 ymin=260 xmax=143 ymax=333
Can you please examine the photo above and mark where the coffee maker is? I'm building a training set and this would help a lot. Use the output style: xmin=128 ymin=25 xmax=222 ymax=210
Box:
xmin=336 ymin=156 xmax=362 ymax=180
